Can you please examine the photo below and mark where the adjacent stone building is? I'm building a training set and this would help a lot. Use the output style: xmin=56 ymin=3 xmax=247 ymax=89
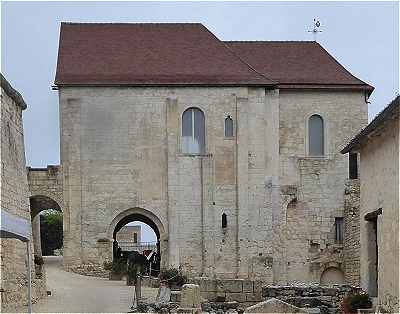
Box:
xmin=0 ymin=74 xmax=46 ymax=311
xmin=341 ymin=96 xmax=399 ymax=312
xmin=41 ymin=22 xmax=374 ymax=283
xmin=116 ymin=225 xmax=141 ymax=244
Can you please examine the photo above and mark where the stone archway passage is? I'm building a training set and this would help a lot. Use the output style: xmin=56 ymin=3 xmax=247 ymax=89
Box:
xmin=29 ymin=195 xmax=63 ymax=259
xmin=108 ymin=208 xmax=166 ymax=275
xmin=30 ymin=195 xmax=62 ymax=218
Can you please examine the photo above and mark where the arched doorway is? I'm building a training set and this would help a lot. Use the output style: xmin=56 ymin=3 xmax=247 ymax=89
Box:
xmin=29 ymin=194 xmax=63 ymax=279
xmin=30 ymin=195 xmax=62 ymax=258
xmin=320 ymin=267 xmax=345 ymax=285
xmin=108 ymin=208 xmax=166 ymax=276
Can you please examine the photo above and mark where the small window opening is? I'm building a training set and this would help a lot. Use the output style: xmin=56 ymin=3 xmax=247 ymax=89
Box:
xmin=224 ymin=116 xmax=233 ymax=137
xmin=335 ymin=217 xmax=344 ymax=244
xmin=222 ymin=213 xmax=227 ymax=228
xmin=349 ymin=153 xmax=358 ymax=179
xmin=133 ymin=233 xmax=138 ymax=244
xmin=309 ymin=114 xmax=324 ymax=156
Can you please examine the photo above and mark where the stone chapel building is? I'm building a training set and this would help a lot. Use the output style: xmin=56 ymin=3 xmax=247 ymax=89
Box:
xmin=40 ymin=22 xmax=374 ymax=283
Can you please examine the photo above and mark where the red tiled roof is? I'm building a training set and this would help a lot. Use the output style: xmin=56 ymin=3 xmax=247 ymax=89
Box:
xmin=55 ymin=23 xmax=275 ymax=86
xmin=55 ymin=23 xmax=373 ymax=93
xmin=226 ymin=41 xmax=373 ymax=93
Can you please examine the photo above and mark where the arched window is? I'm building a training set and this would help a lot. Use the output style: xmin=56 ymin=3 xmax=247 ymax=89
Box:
xmin=182 ymin=108 xmax=205 ymax=154
xmin=308 ymin=114 xmax=324 ymax=156
xmin=224 ymin=116 xmax=233 ymax=137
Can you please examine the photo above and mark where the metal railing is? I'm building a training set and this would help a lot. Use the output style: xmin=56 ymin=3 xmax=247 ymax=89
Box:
xmin=118 ymin=241 xmax=157 ymax=253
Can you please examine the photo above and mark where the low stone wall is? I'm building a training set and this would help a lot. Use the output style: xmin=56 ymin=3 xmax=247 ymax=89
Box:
xmin=68 ymin=264 xmax=109 ymax=278
xmin=262 ymin=284 xmax=363 ymax=313
xmin=190 ymin=278 xmax=264 ymax=307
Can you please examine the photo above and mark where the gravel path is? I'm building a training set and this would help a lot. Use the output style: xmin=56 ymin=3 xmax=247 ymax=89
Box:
xmin=25 ymin=256 xmax=158 ymax=313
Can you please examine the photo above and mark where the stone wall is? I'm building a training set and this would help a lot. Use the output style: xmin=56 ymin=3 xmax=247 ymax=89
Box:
xmin=0 ymin=76 xmax=46 ymax=311
xmin=274 ymin=90 xmax=367 ymax=284
xmin=57 ymin=86 xmax=368 ymax=284
xmin=358 ymin=111 xmax=399 ymax=312
xmin=190 ymin=278 xmax=265 ymax=308
xmin=262 ymin=284 xmax=363 ymax=312
xmin=343 ymin=179 xmax=360 ymax=285
xmin=116 ymin=225 xmax=141 ymax=244
xmin=58 ymin=86 xmax=279 ymax=280
xmin=27 ymin=165 xmax=64 ymax=214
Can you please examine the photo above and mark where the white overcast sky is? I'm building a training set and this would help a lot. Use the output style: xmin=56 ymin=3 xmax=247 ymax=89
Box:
xmin=1 ymin=1 xmax=398 ymax=242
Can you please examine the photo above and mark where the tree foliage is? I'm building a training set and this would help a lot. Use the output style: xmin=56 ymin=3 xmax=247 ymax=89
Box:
xmin=40 ymin=210 xmax=63 ymax=256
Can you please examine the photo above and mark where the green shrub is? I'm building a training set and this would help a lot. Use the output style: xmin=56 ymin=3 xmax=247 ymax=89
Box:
xmin=40 ymin=210 xmax=63 ymax=256
xmin=103 ymin=261 xmax=112 ymax=271
xmin=34 ymin=255 xmax=44 ymax=265
xmin=341 ymin=293 xmax=372 ymax=313
xmin=159 ymin=267 xmax=187 ymax=287
xmin=111 ymin=258 xmax=127 ymax=274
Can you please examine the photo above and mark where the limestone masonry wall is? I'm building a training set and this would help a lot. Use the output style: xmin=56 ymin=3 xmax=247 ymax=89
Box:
xmin=262 ymin=284 xmax=363 ymax=312
xmin=359 ymin=114 xmax=399 ymax=312
xmin=190 ymin=277 xmax=265 ymax=308
xmin=343 ymin=179 xmax=361 ymax=286
xmin=275 ymin=90 xmax=367 ymax=284
xmin=57 ymin=86 xmax=368 ymax=284
xmin=0 ymin=80 xmax=46 ymax=311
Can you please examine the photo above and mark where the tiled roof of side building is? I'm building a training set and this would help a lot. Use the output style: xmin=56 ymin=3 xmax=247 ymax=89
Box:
xmin=225 ymin=41 xmax=374 ymax=93
xmin=55 ymin=23 xmax=276 ymax=86
xmin=0 ymin=73 xmax=27 ymax=110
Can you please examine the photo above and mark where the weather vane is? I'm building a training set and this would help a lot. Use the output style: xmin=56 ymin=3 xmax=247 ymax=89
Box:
xmin=308 ymin=18 xmax=322 ymax=42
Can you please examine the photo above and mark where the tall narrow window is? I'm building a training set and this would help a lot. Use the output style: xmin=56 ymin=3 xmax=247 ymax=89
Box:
xmin=182 ymin=108 xmax=205 ymax=154
xmin=224 ymin=116 xmax=233 ymax=137
xmin=335 ymin=217 xmax=344 ymax=244
xmin=309 ymin=114 xmax=324 ymax=156
xmin=133 ymin=233 xmax=138 ymax=244
xmin=349 ymin=153 xmax=358 ymax=179
xmin=222 ymin=213 xmax=227 ymax=228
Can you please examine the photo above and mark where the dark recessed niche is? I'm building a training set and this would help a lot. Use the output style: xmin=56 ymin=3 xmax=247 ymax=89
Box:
xmin=222 ymin=213 xmax=227 ymax=228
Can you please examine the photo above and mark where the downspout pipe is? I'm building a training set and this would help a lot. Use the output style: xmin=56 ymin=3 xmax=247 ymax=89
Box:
xmin=234 ymin=94 xmax=240 ymax=278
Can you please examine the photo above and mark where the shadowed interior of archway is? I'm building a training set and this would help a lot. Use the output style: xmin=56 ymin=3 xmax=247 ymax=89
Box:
xmin=112 ymin=213 xmax=161 ymax=275
xmin=30 ymin=195 xmax=62 ymax=218
xmin=29 ymin=195 xmax=63 ymax=266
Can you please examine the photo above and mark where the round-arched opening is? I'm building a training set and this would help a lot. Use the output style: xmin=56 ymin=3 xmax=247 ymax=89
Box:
xmin=320 ymin=267 xmax=345 ymax=285
xmin=30 ymin=195 xmax=61 ymax=218
xmin=29 ymin=195 xmax=63 ymax=275
xmin=110 ymin=210 xmax=164 ymax=276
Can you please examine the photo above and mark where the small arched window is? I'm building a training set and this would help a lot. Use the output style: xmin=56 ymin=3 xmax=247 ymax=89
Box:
xmin=182 ymin=107 xmax=205 ymax=154
xmin=224 ymin=116 xmax=233 ymax=137
xmin=308 ymin=114 xmax=324 ymax=156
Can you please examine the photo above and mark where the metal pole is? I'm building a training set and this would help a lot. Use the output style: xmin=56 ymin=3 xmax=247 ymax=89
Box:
xmin=26 ymin=241 xmax=32 ymax=313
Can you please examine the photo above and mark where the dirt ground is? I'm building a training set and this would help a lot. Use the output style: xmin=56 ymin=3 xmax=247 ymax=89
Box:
xmin=19 ymin=256 xmax=158 ymax=313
